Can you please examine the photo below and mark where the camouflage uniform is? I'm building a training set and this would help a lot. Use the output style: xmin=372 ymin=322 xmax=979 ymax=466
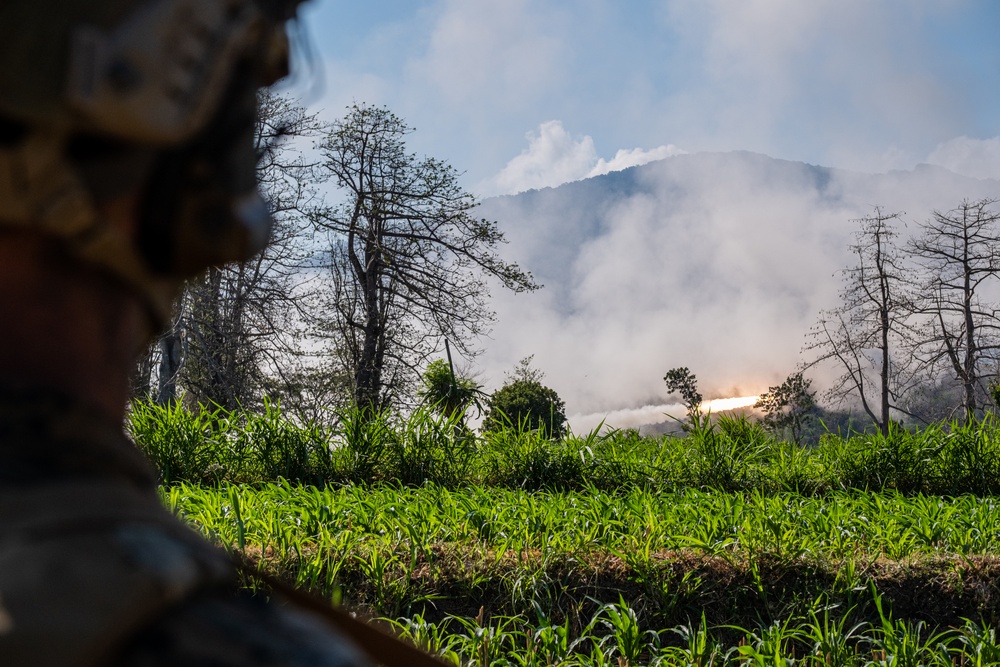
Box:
xmin=0 ymin=2 xmax=447 ymax=664
xmin=0 ymin=390 xmax=368 ymax=666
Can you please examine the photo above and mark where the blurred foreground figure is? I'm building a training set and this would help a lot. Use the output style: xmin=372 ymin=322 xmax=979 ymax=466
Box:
xmin=0 ymin=2 xmax=438 ymax=665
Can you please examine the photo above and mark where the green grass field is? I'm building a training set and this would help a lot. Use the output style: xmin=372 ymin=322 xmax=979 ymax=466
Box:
xmin=133 ymin=403 xmax=1000 ymax=665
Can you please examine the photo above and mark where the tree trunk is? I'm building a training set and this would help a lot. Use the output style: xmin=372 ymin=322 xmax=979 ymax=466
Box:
xmin=964 ymin=268 xmax=978 ymax=420
xmin=880 ymin=312 xmax=890 ymax=435
xmin=877 ymin=229 xmax=892 ymax=435
xmin=157 ymin=330 xmax=183 ymax=405
xmin=354 ymin=240 xmax=383 ymax=411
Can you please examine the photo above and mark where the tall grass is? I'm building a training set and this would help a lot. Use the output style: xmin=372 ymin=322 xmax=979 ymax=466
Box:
xmin=136 ymin=401 xmax=1000 ymax=665
xmin=130 ymin=401 xmax=1000 ymax=495
xmin=129 ymin=400 xmax=337 ymax=485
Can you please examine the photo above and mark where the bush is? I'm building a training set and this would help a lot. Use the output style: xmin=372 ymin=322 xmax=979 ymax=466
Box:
xmin=417 ymin=359 xmax=481 ymax=418
xmin=128 ymin=400 xmax=224 ymax=484
xmin=482 ymin=379 xmax=567 ymax=439
xmin=479 ymin=426 xmax=585 ymax=490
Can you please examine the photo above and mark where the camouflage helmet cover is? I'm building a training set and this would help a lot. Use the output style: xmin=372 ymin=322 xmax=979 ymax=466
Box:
xmin=0 ymin=0 xmax=303 ymax=326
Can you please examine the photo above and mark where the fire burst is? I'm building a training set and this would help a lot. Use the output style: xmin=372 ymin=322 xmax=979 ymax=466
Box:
xmin=702 ymin=396 xmax=760 ymax=412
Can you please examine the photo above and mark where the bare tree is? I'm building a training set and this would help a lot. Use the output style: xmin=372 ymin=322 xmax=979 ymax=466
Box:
xmin=907 ymin=198 xmax=1000 ymax=421
xmin=805 ymin=208 xmax=915 ymax=433
xmin=313 ymin=104 xmax=538 ymax=411
xmin=139 ymin=90 xmax=326 ymax=410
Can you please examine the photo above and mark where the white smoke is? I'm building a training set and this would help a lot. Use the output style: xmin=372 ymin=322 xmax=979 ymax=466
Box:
xmin=570 ymin=403 xmax=687 ymax=434
xmin=926 ymin=136 xmax=1000 ymax=181
xmin=481 ymin=121 xmax=686 ymax=195
xmin=478 ymin=151 xmax=1000 ymax=430
xmin=569 ymin=396 xmax=759 ymax=434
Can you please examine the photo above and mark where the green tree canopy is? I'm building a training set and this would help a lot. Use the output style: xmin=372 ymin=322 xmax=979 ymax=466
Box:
xmin=664 ymin=366 xmax=702 ymax=421
xmin=483 ymin=357 xmax=566 ymax=439
xmin=754 ymin=372 xmax=817 ymax=444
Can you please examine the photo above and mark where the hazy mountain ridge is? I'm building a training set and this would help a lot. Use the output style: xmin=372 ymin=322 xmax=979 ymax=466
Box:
xmin=476 ymin=151 xmax=1000 ymax=430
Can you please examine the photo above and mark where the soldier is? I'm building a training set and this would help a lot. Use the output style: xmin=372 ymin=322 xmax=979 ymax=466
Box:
xmin=0 ymin=2 xmax=442 ymax=665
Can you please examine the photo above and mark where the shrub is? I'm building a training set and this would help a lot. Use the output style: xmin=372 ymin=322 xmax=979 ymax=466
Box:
xmin=483 ymin=379 xmax=567 ymax=440
xmin=417 ymin=359 xmax=481 ymax=418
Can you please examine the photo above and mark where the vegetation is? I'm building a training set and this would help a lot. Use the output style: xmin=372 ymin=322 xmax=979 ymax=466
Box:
xmin=482 ymin=357 xmax=567 ymax=440
xmin=133 ymin=100 xmax=537 ymax=420
xmin=311 ymin=103 xmax=538 ymax=411
xmin=908 ymin=198 xmax=1000 ymax=421
xmin=807 ymin=208 xmax=911 ymax=435
xmin=754 ymin=372 xmax=818 ymax=444
xmin=135 ymin=91 xmax=325 ymax=411
xmin=130 ymin=90 xmax=1000 ymax=440
xmin=418 ymin=357 xmax=482 ymax=420
xmin=118 ymin=94 xmax=1000 ymax=663
xmin=166 ymin=479 xmax=1000 ymax=665
xmin=130 ymin=397 xmax=1000 ymax=665
xmin=808 ymin=198 xmax=1000 ymax=427
xmin=663 ymin=367 xmax=702 ymax=423
xmin=131 ymin=401 xmax=1000 ymax=495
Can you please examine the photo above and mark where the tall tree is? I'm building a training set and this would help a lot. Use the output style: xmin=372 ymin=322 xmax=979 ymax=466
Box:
xmin=136 ymin=91 xmax=325 ymax=410
xmin=908 ymin=198 xmax=1000 ymax=421
xmin=805 ymin=208 xmax=913 ymax=433
xmin=314 ymin=104 xmax=538 ymax=411
xmin=181 ymin=90 xmax=325 ymax=410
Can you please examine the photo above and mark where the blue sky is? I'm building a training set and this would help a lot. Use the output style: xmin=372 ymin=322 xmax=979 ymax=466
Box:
xmin=292 ymin=0 xmax=1000 ymax=196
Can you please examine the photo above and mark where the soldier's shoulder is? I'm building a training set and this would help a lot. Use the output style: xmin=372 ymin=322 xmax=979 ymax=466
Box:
xmin=0 ymin=472 xmax=370 ymax=666
xmin=112 ymin=589 xmax=370 ymax=667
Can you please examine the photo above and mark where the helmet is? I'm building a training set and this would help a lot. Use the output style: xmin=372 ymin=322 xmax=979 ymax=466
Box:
xmin=0 ymin=0 xmax=305 ymax=326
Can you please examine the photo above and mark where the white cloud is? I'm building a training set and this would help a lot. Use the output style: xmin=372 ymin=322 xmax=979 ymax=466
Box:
xmin=662 ymin=0 xmax=964 ymax=173
xmin=926 ymin=136 xmax=1000 ymax=181
xmin=310 ymin=0 xmax=991 ymax=189
xmin=483 ymin=120 xmax=685 ymax=195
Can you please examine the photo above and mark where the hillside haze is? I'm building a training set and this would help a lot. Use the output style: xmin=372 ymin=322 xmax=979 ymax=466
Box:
xmin=474 ymin=152 xmax=1000 ymax=432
